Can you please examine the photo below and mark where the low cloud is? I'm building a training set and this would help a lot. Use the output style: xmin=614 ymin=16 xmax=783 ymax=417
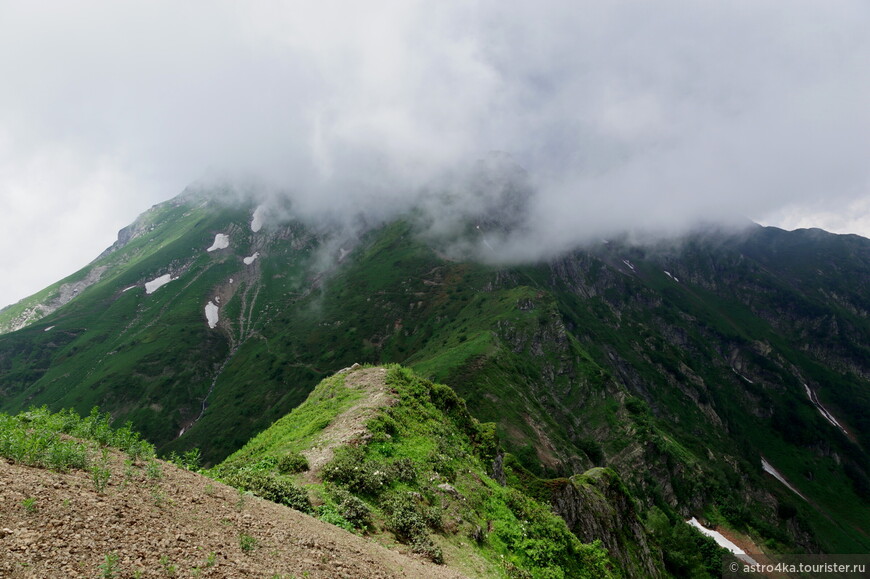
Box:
xmin=2 ymin=1 xmax=870 ymax=305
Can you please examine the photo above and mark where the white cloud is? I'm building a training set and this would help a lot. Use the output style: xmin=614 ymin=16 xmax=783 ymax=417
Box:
xmin=759 ymin=196 xmax=870 ymax=238
xmin=1 ymin=1 xmax=869 ymax=307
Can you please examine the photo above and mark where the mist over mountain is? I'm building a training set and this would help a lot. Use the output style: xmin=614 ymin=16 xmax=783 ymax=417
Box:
xmin=2 ymin=3 xmax=870 ymax=574
xmin=3 ymin=1 xmax=870 ymax=309
xmin=1 ymin=186 xmax=868 ymax=578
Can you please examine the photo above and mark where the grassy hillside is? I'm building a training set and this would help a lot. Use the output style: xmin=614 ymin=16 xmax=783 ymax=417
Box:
xmin=214 ymin=365 xmax=623 ymax=578
xmin=1 ymin=192 xmax=868 ymax=562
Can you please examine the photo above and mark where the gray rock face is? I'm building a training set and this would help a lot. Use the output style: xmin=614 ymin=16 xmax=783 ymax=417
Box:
xmin=550 ymin=467 xmax=664 ymax=579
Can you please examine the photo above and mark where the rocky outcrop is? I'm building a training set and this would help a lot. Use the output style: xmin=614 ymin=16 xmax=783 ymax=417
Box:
xmin=551 ymin=467 xmax=664 ymax=578
xmin=0 ymin=265 xmax=109 ymax=334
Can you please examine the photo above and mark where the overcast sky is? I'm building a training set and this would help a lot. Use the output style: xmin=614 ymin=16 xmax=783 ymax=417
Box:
xmin=1 ymin=1 xmax=869 ymax=308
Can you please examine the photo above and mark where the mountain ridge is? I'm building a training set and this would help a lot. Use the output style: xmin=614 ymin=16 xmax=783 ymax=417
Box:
xmin=1 ymin=189 xmax=868 ymax=573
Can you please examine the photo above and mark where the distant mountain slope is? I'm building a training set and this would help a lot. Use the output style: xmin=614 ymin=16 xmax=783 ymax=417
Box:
xmin=0 ymin=189 xmax=868 ymax=563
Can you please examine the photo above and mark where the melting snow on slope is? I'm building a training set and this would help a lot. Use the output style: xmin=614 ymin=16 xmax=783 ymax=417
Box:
xmin=251 ymin=205 xmax=265 ymax=232
xmin=687 ymin=518 xmax=759 ymax=565
xmin=145 ymin=274 xmax=173 ymax=294
xmin=44 ymin=326 xmax=55 ymax=332
xmin=803 ymin=384 xmax=848 ymax=435
xmin=206 ymin=234 xmax=229 ymax=252
xmin=205 ymin=301 xmax=219 ymax=329
xmin=761 ymin=458 xmax=807 ymax=501
xmin=122 ymin=285 xmax=136 ymax=293
xmin=622 ymin=259 xmax=635 ymax=271
xmin=243 ymin=252 xmax=260 ymax=265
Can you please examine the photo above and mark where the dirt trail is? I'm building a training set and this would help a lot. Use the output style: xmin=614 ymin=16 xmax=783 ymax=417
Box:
xmin=301 ymin=366 xmax=397 ymax=480
xmin=0 ymin=449 xmax=467 ymax=578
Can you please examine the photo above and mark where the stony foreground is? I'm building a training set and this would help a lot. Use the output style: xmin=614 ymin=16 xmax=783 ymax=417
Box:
xmin=0 ymin=453 xmax=467 ymax=578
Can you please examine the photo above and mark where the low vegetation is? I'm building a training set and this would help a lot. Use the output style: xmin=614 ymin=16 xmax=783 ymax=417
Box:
xmin=0 ymin=400 xmax=466 ymax=578
xmin=0 ymin=405 xmax=155 ymax=474
xmin=216 ymin=365 xmax=618 ymax=578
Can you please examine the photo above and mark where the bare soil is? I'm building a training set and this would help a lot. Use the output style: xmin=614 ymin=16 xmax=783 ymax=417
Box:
xmin=301 ymin=366 xmax=397 ymax=480
xmin=0 ymin=447 xmax=468 ymax=578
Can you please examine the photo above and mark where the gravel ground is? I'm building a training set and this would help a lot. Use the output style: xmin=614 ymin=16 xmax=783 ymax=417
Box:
xmin=0 ymin=450 xmax=468 ymax=578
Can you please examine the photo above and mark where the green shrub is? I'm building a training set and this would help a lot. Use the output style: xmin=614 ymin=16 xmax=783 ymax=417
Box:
xmin=146 ymin=457 xmax=163 ymax=479
xmin=99 ymin=551 xmax=120 ymax=578
xmin=92 ymin=463 xmax=112 ymax=493
xmin=317 ymin=504 xmax=355 ymax=532
xmin=0 ymin=413 xmax=89 ymax=472
xmin=224 ymin=469 xmax=312 ymax=513
xmin=412 ymin=536 xmax=444 ymax=564
xmin=367 ymin=414 xmax=399 ymax=440
xmin=322 ymin=446 xmax=388 ymax=495
xmin=577 ymin=438 xmax=604 ymax=465
xmin=21 ymin=497 xmax=37 ymax=513
xmin=426 ymin=449 xmax=456 ymax=481
xmin=239 ymin=533 xmax=258 ymax=553
xmin=387 ymin=457 xmax=417 ymax=483
xmin=381 ymin=492 xmax=430 ymax=542
xmin=0 ymin=406 xmax=154 ymax=474
xmin=625 ymin=397 xmax=648 ymax=416
xmin=167 ymin=448 xmax=201 ymax=470
xmin=330 ymin=488 xmax=372 ymax=529
xmin=473 ymin=422 xmax=499 ymax=462
xmin=277 ymin=451 xmax=309 ymax=474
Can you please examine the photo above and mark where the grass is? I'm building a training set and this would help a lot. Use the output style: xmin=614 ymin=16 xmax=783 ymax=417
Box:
xmin=21 ymin=497 xmax=37 ymax=513
xmin=159 ymin=555 xmax=177 ymax=576
xmin=216 ymin=365 xmax=619 ymax=578
xmin=217 ymin=372 xmax=360 ymax=469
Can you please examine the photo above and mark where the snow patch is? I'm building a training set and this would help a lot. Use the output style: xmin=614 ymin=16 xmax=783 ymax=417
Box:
xmin=243 ymin=252 xmax=260 ymax=265
xmin=687 ymin=518 xmax=759 ymax=565
xmin=251 ymin=205 xmax=266 ymax=232
xmin=122 ymin=285 xmax=136 ymax=293
xmin=622 ymin=259 xmax=635 ymax=271
xmin=229 ymin=278 xmax=234 ymax=284
xmin=206 ymin=233 xmax=229 ymax=252
xmin=731 ymin=367 xmax=754 ymax=384
xmin=205 ymin=301 xmax=219 ymax=329
xmin=761 ymin=458 xmax=807 ymax=501
xmin=803 ymin=384 xmax=847 ymax=435
xmin=44 ymin=326 xmax=55 ymax=332
xmin=145 ymin=274 xmax=173 ymax=294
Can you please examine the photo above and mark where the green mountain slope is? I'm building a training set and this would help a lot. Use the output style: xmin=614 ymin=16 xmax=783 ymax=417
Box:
xmin=1 ymin=190 xmax=868 ymax=566
xmin=213 ymin=364 xmax=648 ymax=578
